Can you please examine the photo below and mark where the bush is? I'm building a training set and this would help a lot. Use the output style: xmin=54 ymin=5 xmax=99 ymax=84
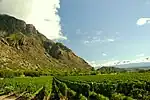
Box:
xmin=0 ymin=70 xmax=22 ymax=78
xmin=111 ymin=93 xmax=125 ymax=100
xmin=23 ymin=71 xmax=40 ymax=77
xmin=124 ymin=97 xmax=134 ymax=100
xmin=4 ymin=86 xmax=14 ymax=94
xmin=67 ymin=88 xmax=76 ymax=99
xmin=88 ymin=92 xmax=97 ymax=100
xmin=93 ymin=82 xmax=116 ymax=97
xmin=96 ymin=94 xmax=109 ymax=100
xmin=90 ymin=72 xmax=97 ymax=75
xmin=59 ymin=83 xmax=67 ymax=96
xmin=57 ymin=79 xmax=90 ymax=97
xmin=54 ymin=78 xmax=68 ymax=96
xmin=76 ymin=94 xmax=87 ymax=100
xmin=88 ymin=92 xmax=109 ymax=100
xmin=111 ymin=93 xmax=133 ymax=100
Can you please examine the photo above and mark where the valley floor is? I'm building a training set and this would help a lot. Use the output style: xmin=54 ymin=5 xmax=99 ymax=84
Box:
xmin=0 ymin=73 xmax=150 ymax=100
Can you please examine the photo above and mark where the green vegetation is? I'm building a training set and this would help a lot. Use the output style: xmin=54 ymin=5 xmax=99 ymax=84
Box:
xmin=56 ymin=73 xmax=150 ymax=100
xmin=58 ymin=73 xmax=150 ymax=82
xmin=1 ymin=72 xmax=150 ymax=100
xmin=0 ymin=70 xmax=22 ymax=78
xmin=0 ymin=70 xmax=53 ymax=78
xmin=56 ymin=42 xmax=72 ymax=52
xmin=51 ymin=77 xmax=109 ymax=100
xmin=1 ymin=14 xmax=150 ymax=100
xmin=96 ymin=67 xmax=127 ymax=74
xmin=0 ymin=76 xmax=53 ymax=99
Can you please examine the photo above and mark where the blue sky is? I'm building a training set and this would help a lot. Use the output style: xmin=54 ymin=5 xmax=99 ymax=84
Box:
xmin=59 ymin=0 xmax=150 ymax=66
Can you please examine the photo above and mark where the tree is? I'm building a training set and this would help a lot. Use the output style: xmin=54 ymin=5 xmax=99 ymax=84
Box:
xmin=91 ymin=67 xmax=95 ymax=71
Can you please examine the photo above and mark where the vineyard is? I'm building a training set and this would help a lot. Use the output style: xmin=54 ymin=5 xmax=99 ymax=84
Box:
xmin=0 ymin=73 xmax=150 ymax=100
xmin=53 ymin=73 xmax=150 ymax=100
xmin=0 ymin=76 xmax=53 ymax=100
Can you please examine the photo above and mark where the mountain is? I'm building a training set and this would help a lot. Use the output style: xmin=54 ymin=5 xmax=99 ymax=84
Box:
xmin=96 ymin=57 xmax=150 ymax=69
xmin=96 ymin=62 xmax=150 ymax=73
xmin=0 ymin=14 xmax=91 ymax=72
xmin=116 ymin=62 xmax=150 ymax=69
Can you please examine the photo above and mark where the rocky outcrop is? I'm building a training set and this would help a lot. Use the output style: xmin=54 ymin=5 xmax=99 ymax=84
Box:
xmin=0 ymin=14 xmax=91 ymax=71
xmin=0 ymin=15 xmax=37 ymax=35
xmin=26 ymin=24 xmax=37 ymax=34
xmin=0 ymin=15 xmax=26 ymax=34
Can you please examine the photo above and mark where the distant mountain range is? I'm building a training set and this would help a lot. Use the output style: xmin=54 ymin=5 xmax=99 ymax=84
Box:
xmin=96 ymin=62 xmax=150 ymax=73
xmin=96 ymin=59 xmax=150 ymax=70
xmin=116 ymin=62 xmax=150 ymax=69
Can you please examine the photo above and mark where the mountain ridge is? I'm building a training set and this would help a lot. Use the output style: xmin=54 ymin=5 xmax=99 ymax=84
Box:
xmin=0 ymin=14 xmax=91 ymax=72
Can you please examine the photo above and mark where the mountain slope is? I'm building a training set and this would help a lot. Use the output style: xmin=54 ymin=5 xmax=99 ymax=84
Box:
xmin=0 ymin=14 xmax=91 ymax=71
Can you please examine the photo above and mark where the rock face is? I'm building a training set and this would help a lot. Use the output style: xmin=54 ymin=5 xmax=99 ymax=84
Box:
xmin=0 ymin=14 xmax=91 ymax=71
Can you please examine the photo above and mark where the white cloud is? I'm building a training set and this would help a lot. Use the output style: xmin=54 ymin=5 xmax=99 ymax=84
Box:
xmin=86 ymin=57 xmax=150 ymax=67
xmin=102 ymin=53 xmax=107 ymax=56
xmin=83 ymin=38 xmax=115 ymax=45
xmin=83 ymin=38 xmax=102 ymax=44
xmin=82 ymin=30 xmax=118 ymax=45
xmin=86 ymin=59 xmax=120 ymax=67
xmin=76 ymin=29 xmax=82 ymax=35
xmin=83 ymin=40 xmax=90 ymax=44
xmin=94 ymin=57 xmax=150 ymax=67
xmin=101 ymin=60 xmax=119 ymax=66
xmin=136 ymin=18 xmax=150 ymax=26
xmin=83 ymin=36 xmax=116 ymax=44
xmin=91 ymin=38 xmax=101 ymax=43
xmin=136 ymin=53 xmax=145 ymax=57
xmin=86 ymin=60 xmax=101 ymax=67
xmin=129 ymin=57 xmax=150 ymax=64
xmin=0 ymin=0 xmax=67 ymax=40
xmin=107 ymin=39 xmax=115 ymax=42
xmin=76 ymin=29 xmax=88 ymax=35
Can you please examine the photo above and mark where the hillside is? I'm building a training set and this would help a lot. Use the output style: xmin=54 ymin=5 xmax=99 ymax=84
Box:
xmin=0 ymin=14 xmax=91 ymax=72
xmin=97 ymin=66 xmax=126 ymax=73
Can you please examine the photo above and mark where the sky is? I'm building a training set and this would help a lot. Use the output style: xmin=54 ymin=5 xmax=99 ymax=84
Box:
xmin=1 ymin=0 xmax=150 ymax=67
xmin=0 ymin=0 xmax=66 ymax=40
xmin=59 ymin=0 xmax=150 ymax=67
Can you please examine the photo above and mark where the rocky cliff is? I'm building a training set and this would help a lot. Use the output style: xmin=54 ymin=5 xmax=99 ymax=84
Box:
xmin=0 ymin=14 xmax=91 ymax=72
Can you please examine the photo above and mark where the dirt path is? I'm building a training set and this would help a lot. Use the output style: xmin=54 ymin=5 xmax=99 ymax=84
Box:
xmin=3 ymin=96 xmax=16 ymax=100
xmin=0 ymin=94 xmax=17 ymax=100
xmin=0 ymin=95 xmax=9 ymax=100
